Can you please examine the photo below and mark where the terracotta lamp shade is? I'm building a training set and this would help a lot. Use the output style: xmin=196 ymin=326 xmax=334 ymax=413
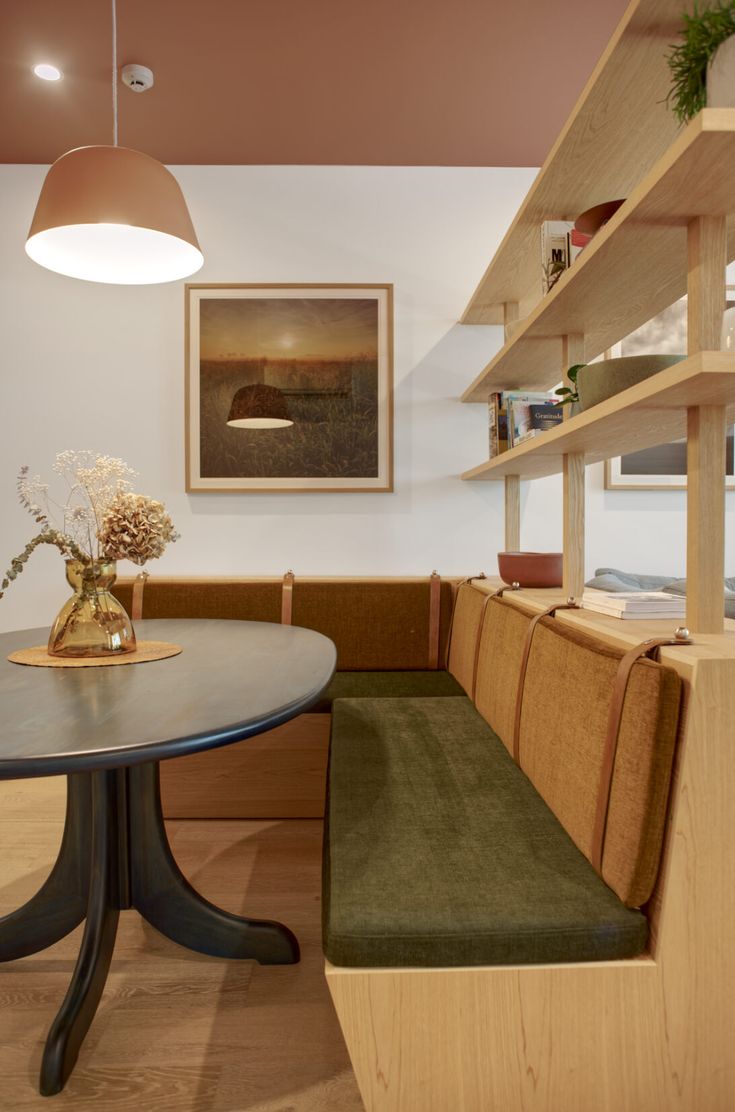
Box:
xmin=25 ymin=145 xmax=203 ymax=284
xmin=227 ymin=384 xmax=293 ymax=429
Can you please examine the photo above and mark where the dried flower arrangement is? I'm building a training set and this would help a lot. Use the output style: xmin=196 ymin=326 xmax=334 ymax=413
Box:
xmin=0 ymin=451 xmax=179 ymax=600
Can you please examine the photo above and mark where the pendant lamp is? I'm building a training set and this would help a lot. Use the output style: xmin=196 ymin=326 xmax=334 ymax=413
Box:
xmin=227 ymin=385 xmax=293 ymax=429
xmin=25 ymin=0 xmax=203 ymax=285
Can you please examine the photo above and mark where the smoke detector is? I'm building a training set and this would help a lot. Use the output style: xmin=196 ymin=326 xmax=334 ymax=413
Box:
xmin=121 ymin=64 xmax=154 ymax=92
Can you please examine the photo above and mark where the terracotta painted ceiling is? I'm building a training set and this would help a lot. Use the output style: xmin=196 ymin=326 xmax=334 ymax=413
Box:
xmin=1 ymin=0 xmax=630 ymax=166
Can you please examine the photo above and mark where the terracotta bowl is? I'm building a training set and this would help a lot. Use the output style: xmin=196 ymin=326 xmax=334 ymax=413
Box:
xmin=576 ymin=353 xmax=686 ymax=411
xmin=497 ymin=551 xmax=563 ymax=588
xmin=574 ymin=199 xmax=626 ymax=236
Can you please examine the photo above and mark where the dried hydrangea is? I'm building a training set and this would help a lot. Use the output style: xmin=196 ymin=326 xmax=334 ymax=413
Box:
xmin=98 ymin=492 xmax=180 ymax=566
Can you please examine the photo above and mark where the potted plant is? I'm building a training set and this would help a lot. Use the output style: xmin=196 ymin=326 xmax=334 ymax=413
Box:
xmin=667 ymin=2 xmax=735 ymax=123
xmin=554 ymin=364 xmax=586 ymax=411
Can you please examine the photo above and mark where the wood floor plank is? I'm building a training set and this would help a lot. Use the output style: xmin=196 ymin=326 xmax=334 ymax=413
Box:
xmin=0 ymin=778 xmax=363 ymax=1112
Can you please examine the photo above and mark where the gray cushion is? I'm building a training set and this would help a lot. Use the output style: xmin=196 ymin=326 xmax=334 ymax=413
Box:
xmin=323 ymin=697 xmax=648 ymax=967
xmin=586 ymin=568 xmax=735 ymax=619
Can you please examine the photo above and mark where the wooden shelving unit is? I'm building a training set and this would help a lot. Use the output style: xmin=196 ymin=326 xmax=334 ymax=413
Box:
xmin=457 ymin=0 xmax=733 ymax=636
xmin=462 ymin=0 xmax=683 ymax=325
xmin=462 ymin=353 xmax=735 ymax=481
xmin=463 ymin=112 xmax=735 ymax=401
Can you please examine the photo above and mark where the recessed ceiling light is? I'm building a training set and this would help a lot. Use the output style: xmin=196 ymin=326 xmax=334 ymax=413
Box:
xmin=33 ymin=63 xmax=62 ymax=82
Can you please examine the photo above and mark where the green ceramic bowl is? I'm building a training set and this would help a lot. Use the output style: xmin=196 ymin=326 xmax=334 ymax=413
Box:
xmin=576 ymin=354 xmax=686 ymax=411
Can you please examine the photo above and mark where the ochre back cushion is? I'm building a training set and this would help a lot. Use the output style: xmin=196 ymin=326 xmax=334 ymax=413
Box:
xmin=446 ymin=582 xmax=490 ymax=695
xmin=114 ymin=577 xmax=455 ymax=672
xmin=113 ymin=579 xmax=282 ymax=623
xmin=518 ymin=618 xmax=682 ymax=907
xmin=291 ymin=581 xmax=454 ymax=670
xmin=474 ymin=597 xmax=532 ymax=750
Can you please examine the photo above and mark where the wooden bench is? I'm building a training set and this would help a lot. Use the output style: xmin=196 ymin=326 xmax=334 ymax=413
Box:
xmin=323 ymin=580 xmax=735 ymax=1111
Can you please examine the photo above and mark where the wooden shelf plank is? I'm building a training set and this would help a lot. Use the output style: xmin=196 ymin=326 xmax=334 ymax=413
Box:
xmin=462 ymin=112 xmax=735 ymax=401
xmin=461 ymin=0 xmax=685 ymax=325
xmin=461 ymin=352 xmax=735 ymax=481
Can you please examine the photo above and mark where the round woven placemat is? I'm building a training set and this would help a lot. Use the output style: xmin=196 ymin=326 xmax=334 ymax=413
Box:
xmin=7 ymin=641 xmax=182 ymax=668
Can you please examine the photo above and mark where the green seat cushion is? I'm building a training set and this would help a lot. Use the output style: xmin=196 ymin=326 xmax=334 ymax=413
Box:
xmin=323 ymin=697 xmax=648 ymax=967
xmin=310 ymin=670 xmax=464 ymax=713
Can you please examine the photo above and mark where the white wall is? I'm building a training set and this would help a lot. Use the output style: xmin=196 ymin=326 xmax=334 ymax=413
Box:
xmin=0 ymin=164 xmax=733 ymax=633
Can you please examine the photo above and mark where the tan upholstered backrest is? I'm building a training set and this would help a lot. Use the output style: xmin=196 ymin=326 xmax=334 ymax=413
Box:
xmin=114 ymin=576 xmax=455 ymax=672
xmin=291 ymin=580 xmax=454 ymax=670
xmin=447 ymin=583 xmax=490 ymax=695
xmin=474 ymin=597 xmax=532 ymax=751
xmin=113 ymin=578 xmax=282 ymax=623
xmin=518 ymin=618 xmax=682 ymax=907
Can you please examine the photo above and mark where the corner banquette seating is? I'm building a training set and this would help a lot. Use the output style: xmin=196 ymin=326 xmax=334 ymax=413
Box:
xmin=115 ymin=574 xmax=730 ymax=1110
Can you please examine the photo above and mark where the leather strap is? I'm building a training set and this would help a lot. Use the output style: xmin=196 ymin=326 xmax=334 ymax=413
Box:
xmin=281 ymin=570 xmax=295 ymax=625
xmin=428 ymin=571 xmax=442 ymax=670
xmin=591 ymin=634 xmax=691 ymax=875
xmin=512 ymin=600 xmax=580 ymax=765
xmin=470 ymin=584 xmax=521 ymax=701
xmin=445 ymin=573 xmax=487 ymax=665
xmin=131 ymin=571 xmax=149 ymax=621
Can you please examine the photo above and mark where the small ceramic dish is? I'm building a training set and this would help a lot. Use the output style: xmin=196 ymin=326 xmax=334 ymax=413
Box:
xmin=497 ymin=551 xmax=563 ymax=588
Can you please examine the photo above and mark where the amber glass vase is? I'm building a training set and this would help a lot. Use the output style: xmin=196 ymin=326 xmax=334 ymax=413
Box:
xmin=47 ymin=560 xmax=136 ymax=658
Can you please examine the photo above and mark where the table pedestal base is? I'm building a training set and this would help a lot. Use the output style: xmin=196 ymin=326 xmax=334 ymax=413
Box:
xmin=0 ymin=763 xmax=299 ymax=1096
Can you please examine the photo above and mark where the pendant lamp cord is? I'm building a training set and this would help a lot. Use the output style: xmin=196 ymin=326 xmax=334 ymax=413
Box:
xmin=111 ymin=0 xmax=118 ymax=146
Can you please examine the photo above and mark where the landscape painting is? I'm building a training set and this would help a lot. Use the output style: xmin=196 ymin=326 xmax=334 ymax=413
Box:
xmin=606 ymin=294 xmax=735 ymax=489
xmin=186 ymin=285 xmax=393 ymax=491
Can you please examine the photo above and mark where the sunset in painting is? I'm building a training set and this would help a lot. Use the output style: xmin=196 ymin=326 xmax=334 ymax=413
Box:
xmin=200 ymin=298 xmax=378 ymax=361
xmin=198 ymin=295 xmax=382 ymax=482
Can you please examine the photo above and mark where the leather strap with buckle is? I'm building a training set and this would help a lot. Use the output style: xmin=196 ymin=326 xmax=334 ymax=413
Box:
xmin=591 ymin=632 xmax=691 ymax=875
xmin=512 ymin=600 xmax=580 ymax=765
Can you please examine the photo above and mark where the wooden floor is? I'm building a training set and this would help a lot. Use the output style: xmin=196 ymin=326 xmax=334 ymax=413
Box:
xmin=0 ymin=778 xmax=364 ymax=1112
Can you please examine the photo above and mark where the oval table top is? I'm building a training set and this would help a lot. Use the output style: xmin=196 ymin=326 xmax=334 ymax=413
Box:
xmin=0 ymin=619 xmax=336 ymax=779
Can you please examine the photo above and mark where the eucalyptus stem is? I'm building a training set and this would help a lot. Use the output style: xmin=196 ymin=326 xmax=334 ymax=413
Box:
xmin=0 ymin=531 xmax=88 ymax=601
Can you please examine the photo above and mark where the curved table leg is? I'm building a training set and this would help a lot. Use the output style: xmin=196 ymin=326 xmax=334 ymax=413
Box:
xmin=0 ymin=774 xmax=92 ymax=961
xmin=127 ymin=762 xmax=299 ymax=964
xmin=40 ymin=770 xmax=120 ymax=1097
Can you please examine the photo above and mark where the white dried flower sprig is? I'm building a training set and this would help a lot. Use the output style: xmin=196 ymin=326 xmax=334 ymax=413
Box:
xmin=98 ymin=493 xmax=180 ymax=566
xmin=0 ymin=452 xmax=179 ymax=604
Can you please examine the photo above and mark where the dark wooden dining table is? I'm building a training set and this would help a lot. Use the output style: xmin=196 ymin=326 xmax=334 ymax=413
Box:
xmin=0 ymin=618 xmax=336 ymax=1095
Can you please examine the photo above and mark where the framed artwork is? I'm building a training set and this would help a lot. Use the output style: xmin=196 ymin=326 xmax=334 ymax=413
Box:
xmin=186 ymin=284 xmax=393 ymax=492
xmin=605 ymin=292 xmax=735 ymax=490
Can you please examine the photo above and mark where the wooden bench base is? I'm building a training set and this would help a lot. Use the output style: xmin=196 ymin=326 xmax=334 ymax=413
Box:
xmin=160 ymin=714 xmax=331 ymax=818
xmin=324 ymin=632 xmax=735 ymax=1111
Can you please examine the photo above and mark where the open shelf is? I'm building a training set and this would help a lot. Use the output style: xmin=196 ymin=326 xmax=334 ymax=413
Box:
xmin=461 ymin=352 xmax=735 ymax=481
xmin=462 ymin=112 xmax=735 ymax=402
xmin=461 ymin=0 xmax=684 ymax=326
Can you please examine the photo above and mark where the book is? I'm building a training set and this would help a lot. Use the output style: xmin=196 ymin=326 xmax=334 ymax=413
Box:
xmin=488 ymin=394 xmax=499 ymax=458
xmin=567 ymin=226 xmax=592 ymax=264
xmin=528 ymin=403 xmax=563 ymax=431
xmin=541 ymin=220 xmax=573 ymax=293
xmin=504 ymin=392 xmax=557 ymax=447
xmin=488 ymin=392 xmax=508 ymax=457
xmin=582 ymin=590 xmax=686 ymax=619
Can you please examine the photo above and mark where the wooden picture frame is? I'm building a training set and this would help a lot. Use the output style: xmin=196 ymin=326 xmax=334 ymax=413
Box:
xmin=186 ymin=284 xmax=393 ymax=492
xmin=605 ymin=291 xmax=735 ymax=490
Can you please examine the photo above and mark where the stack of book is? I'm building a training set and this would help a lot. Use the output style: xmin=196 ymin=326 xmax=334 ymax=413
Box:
xmin=488 ymin=392 xmax=561 ymax=456
xmin=541 ymin=221 xmax=592 ymax=293
xmin=581 ymin=590 xmax=687 ymax=620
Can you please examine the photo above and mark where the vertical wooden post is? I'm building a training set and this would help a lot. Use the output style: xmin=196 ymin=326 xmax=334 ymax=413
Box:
xmin=560 ymin=332 xmax=586 ymax=596
xmin=686 ymin=406 xmax=726 ymax=632
xmin=503 ymin=301 xmax=519 ymax=344
xmin=505 ymin=475 xmax=520 ymax=551
xmin=563 ymin=453 xmax=585 ymax=598
xmin=686 ymin=216 xmax=727 ymax=633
